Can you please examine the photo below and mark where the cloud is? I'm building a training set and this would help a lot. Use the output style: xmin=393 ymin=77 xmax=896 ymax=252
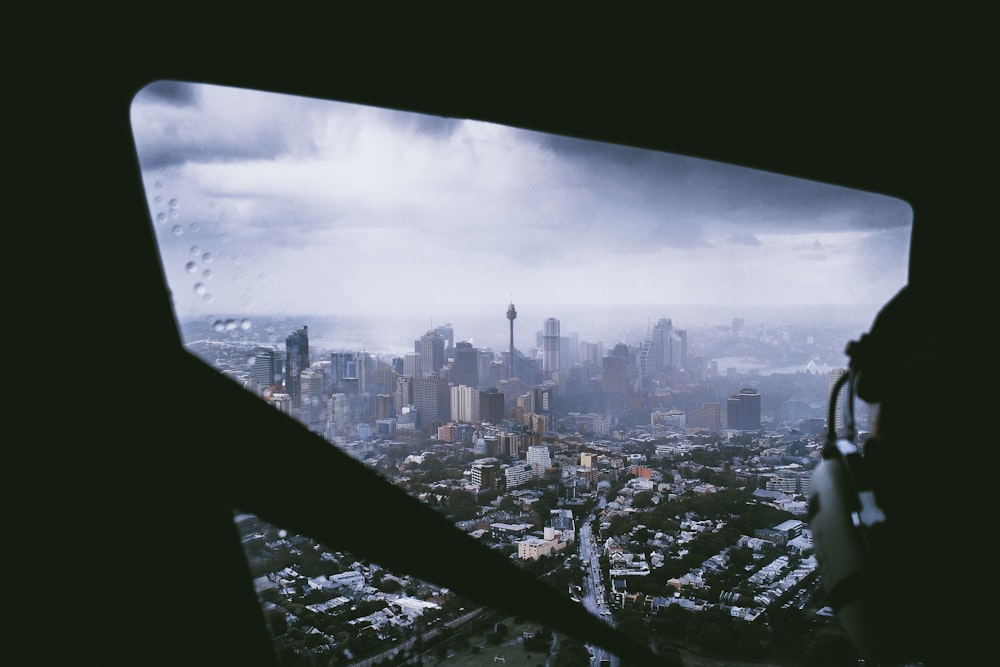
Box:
xmin=725 ymin=233 xmax=761 ymax=247
xmin=131 ymin=82 xmax=913 ymax=323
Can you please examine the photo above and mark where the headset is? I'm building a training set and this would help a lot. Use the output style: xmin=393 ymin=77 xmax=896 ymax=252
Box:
xmin=807 ymin=334 xmax=912 ymax=663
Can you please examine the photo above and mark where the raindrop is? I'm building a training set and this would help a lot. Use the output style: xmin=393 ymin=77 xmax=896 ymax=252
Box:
xmin=203 ymin=293 xmax=213 ymax=302
xmin=202 ymin=269 xmax=213 ymax=280
xmin=220 ymin=233 xmax=230 ymax=244
xmin=170 ymin=209 xmax=180 ymax=219
xmin=247 ymin=354 xmax=256 ymax=365
xmin=212 ymin=319 xmax=225 ymax=332
xmin=188 ymin=222 xmax=199 ymax=232
xmin=185 ymin=261 xmax=198 ymax=274
xmin=172 ymin=225 xmax=183 ymax=236
xmin=278 ymin=529 xmax=287 ymax=538
xmin=153 ymin=195 xmax=162 ymax=205
xmin=154 ymin=180 xmax=163 ymax=189
xmin=201 ymin=252 xmax=213 ymax=262
xmin=190 ymin=245 xmax=201 ymax=256
xmin=240 ymin=319 xmax=252 ymax=331
xmin=194 ymin=282 xmax=207 ymax=296
xmin=169 ymin=198 xmax=179 ymax=209
xmin=156 ymin=212 xmax=167 ymax=224
xmin=225 ymin=319 xmax=237 ymax=331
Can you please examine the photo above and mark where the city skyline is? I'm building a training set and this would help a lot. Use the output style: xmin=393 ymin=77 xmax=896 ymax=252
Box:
xmin=132 ymin=81 xmax=913 ymax=334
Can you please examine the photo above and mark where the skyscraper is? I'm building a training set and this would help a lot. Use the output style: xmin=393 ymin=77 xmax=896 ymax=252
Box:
xmin=507 ymin=302 xmax=517 ymax=379
xmin=285 ymin=325 xmax=309 ymax=408
xmin=413 ymin=375 xmax=448 ymax=431
xmin=434 ymin=323 xmax=454 ymax=356
xmin=828 ymin=368 xmax=848 ymax=434
xmin=727 ymin=387 xmax=761 ymax=431
xmin=253 ymin=345 xmax=281 ymax=397
xmin=418 ymin=331 xmax=445 ymax=378
xmin=452 ymin=341 xmax=479 ymax=388
xmin=480 ymin=388 xmax=505 ymax=424
xmin=450 ymin=384 xmax=480 ymax=423
xmin=542 ymin=317 xmax=560 ymax=375
xmin=299 ymin=367 xmax=325 ymax=430
xmin=651 ymin=318 xmax=673 ymax=372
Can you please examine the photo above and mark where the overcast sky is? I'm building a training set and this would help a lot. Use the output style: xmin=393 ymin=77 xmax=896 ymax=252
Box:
xmin=131 ymin=80 xmax=912 ymax=344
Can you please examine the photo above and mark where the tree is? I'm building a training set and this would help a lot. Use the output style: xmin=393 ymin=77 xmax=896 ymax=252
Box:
xmin=552 ymin=637 xmax=591 ymax=667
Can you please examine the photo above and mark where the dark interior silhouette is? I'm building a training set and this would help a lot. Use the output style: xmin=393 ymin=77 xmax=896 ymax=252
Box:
xmin=33 ymin=24 xmax=979 ymax=667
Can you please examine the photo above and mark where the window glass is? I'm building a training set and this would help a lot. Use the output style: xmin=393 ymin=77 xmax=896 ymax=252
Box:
xmin=130 ymin=80 xmax=911 ymax=665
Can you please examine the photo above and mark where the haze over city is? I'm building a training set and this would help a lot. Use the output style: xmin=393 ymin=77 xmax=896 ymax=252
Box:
xmin=131 ymin=80 xmax=912 ymax=344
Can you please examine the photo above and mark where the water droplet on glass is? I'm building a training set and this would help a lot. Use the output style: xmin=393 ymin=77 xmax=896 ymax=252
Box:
xmin=170 ymin=210 xmax=180 ymax=219
xmin=203 ymin=292 xmax=213 ymax=302
xmin=194 ymin=283 xmax=207 ymax=296
xmin=212 ymin=319 xmax=225 ymax=332
xmin=154 ymin=180 xmax=163 ymax=189
xmin=240 ymin=319 xmax=252 ymax=331
xmin=190 ymin=245 xmax=201 ymax=256
xmin=220 ymin=234 xmax=230 ymax=244
xmin=278 ymin=529 xmax=287 ymax=538
xmin=201 ymin=252 xmax=213 ymax=263
xmin=169 ymin=198 xmax=179 ymax=209
xmin=172 ymin=225 xmax=183 ymax=236
xmin=185 ymin=261 xmax=197 ymax=274
xmin=153 ymin=195 xmax=163 ymax=205
xmin=156 ymin=212 xmax=167 ymax=224
xmin=188 ymin=222 xmax=199 ymax=232
xmin=202 ymin=269 xmax=213 ymax=280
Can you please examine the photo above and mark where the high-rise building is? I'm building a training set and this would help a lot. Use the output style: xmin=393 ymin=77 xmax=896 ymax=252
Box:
xmin=672 ymin=329 xmax=687 ymax=371
xmin=403 ymin=353 xmax=419 ymax=378
xmin=526 ymin=444 xmax=552 ymax=477
xmin=506 ymin=302 xmax=517 ymax=379
xmin=687 ymin=402 xmax=722 ymax=432
xmin=375 ymin=394 xmax=394 ymax=421
xmin=602 ymin=354 xmax=629 ymax=395
xmin=471 ymin=458 xmax=501 ymax=491
xmin=285 ymin=325 xmax=309 ymax=407
xmin=329 ymin=351 xmax=357 ymax=390
xmin=253 ymin=345 xmax=281 ymax=397
xmin=395 ymin=376 xmax=413 ymax=413
xmin=413 ymin=375 xmax=448 ymax=431
xmin=542 ymin=317 xmax=560 ymax=374
xmin=434 ymin=323 xmax=454 ymax=356
xmin=418 ymin=331 xmax=446 ymax=378
xmin=299 ymin=367 xmax=325 ymax=429
xmin=560 ymin=331 xmax=579 ymax=374
xmin=452 ymin=341 xmax=479 ymax=388
xmin=480 ymin=388 xmax=505 ymax=424
xmin=330 ymin=392 xmax=349 ymax=436
xmin=450 ymin=384 xmax=480 ymax=423
xmin=651 ymin=318 xmax=673 ymax=373
xmin=828 ymin=368 xmax=848 ymax=434
xmin=356 ymin=352 xmax=374 ymax=395
xmin=726 ymin=388 xmax=761 ymax=431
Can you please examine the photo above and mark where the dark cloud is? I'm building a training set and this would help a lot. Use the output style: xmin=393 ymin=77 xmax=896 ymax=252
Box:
xmin=137 ymin=80 xmax=201 ymax=107
xmin=133 ymin=90 xmax=321 ymax=171
xmin=727 ymin=233 xmax=762 ymax=246
xmin=390 ymin=108 xmax=463 ymax=140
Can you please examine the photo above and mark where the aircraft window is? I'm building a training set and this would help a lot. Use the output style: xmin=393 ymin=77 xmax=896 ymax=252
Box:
xmin=130 ymin=80 xmax=912 ymax=665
